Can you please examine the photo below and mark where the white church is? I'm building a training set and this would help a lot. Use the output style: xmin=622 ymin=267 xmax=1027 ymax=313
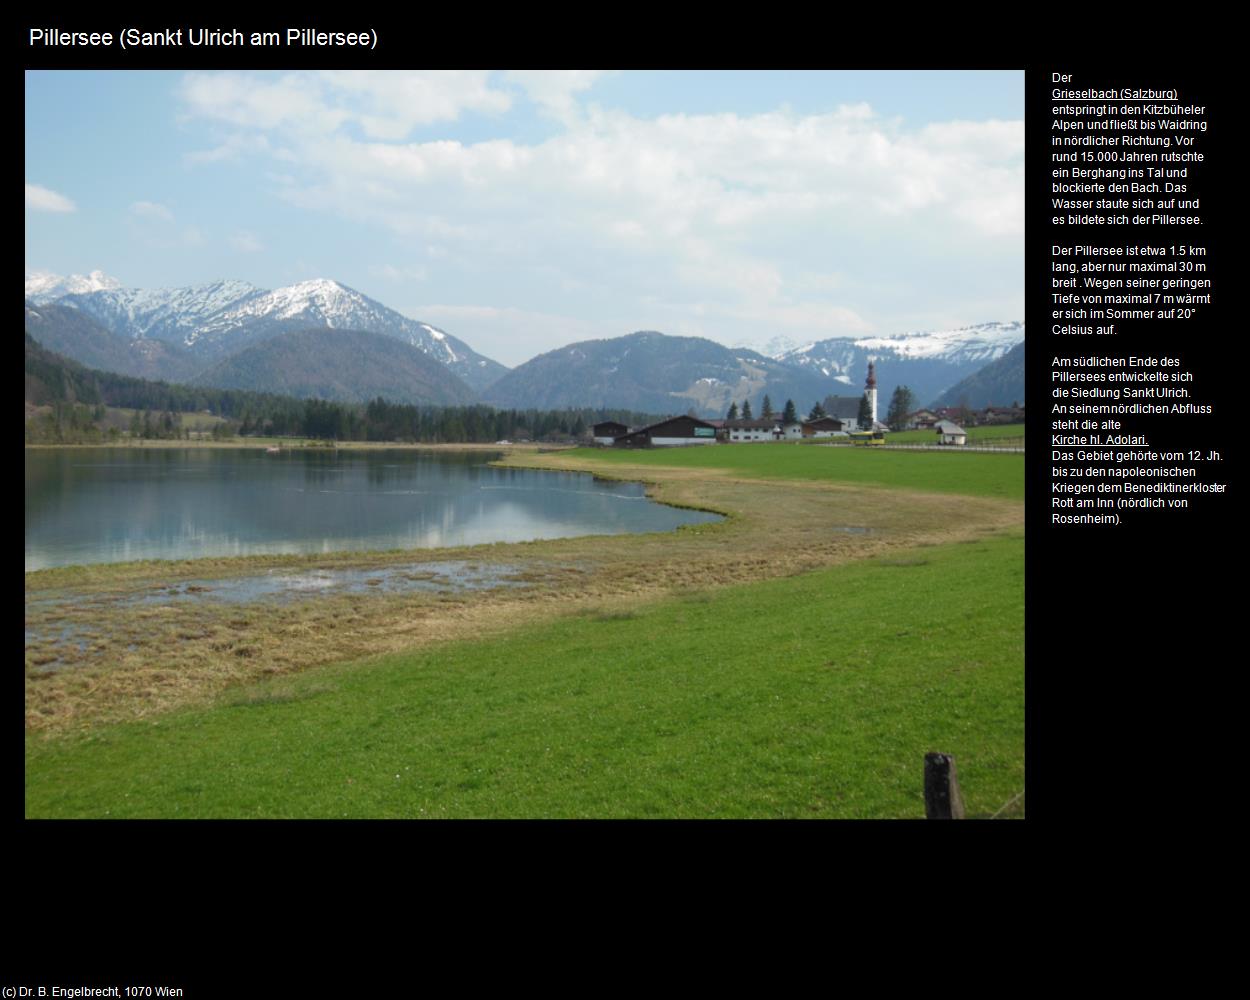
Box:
xmin=816 ymin=360 xmax=884 ymax=433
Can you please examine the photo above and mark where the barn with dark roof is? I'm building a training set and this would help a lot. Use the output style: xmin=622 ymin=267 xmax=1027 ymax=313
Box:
xmin=593 ymin=421 xmax=629 ymax=445
xmin=613 ymin=415 xmax=718 ymax=447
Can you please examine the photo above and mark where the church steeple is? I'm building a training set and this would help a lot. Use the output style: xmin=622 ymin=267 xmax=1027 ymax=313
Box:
xmin=864 ymin=361 xmax=878 ymax=427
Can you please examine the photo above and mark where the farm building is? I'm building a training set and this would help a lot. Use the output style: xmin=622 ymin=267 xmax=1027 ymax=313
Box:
xmin=802 ymin=416 xmax=848 ymax=437
xmin=934 ymin=420 xmax=967 ymax=446
xmin=718 ymin=417 xmax=845 ymax=442
xmin=614 ymin=415 xmax=719 ymax=447
xmin=593 ymin=421 xmax=629 ymax=445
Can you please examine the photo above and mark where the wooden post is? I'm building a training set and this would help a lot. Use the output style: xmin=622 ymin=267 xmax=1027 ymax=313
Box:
xmin=924 ymin=752 xmax=966 ymax=819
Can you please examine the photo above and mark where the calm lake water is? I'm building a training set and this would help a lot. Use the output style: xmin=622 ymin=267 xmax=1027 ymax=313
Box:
xmin=24 ymin=448 xmax=719 ymax=571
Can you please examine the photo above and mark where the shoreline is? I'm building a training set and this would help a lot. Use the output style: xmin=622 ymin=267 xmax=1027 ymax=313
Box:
xmin=23 ymin=445 xmax=691 ymax=586
xmin=26 ymin=446 xmax=1023 ymax=734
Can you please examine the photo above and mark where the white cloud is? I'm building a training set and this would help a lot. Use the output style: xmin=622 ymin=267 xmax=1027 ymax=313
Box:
xmin=180 ymin=71 xmax=511 ymax=144
xmin=504 ymin=70 xmax=609 ymax=121
xmin=176 ymin=72 xmax=1023 ymax=343
xmin=179 ymin=76 xmax=1023 ymax=245
xmin=180 ymin=72 xmax=346 ymax=134
xmin=26 ymin=182 xmax=75 ymax=212
xmin=318 ymin=71 xmax=511 ymax=138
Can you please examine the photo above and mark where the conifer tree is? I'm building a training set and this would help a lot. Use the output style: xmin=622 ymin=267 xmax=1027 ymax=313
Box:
xmin=886 ymin=386 xmax=916 ymax=431
xmin=857 ymin=395 xmax=872 ymax=430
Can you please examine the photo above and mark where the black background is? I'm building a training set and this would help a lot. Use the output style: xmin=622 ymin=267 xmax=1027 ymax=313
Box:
xmin=21 ymin=22 xmax=1228 ymax=976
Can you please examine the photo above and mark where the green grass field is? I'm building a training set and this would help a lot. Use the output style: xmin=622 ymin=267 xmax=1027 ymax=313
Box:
xmin=563 ymin=441 xmax=1024 ymax=500
xmin=884 ymin=423 xmax=1025 ymax=446
xmin=26 ymin=441 xmax=1024 ymax=818
xmin=25 ymin=530 xmax=1023 ymax=819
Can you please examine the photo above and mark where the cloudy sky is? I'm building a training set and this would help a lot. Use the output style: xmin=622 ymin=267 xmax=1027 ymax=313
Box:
xmin=25 ymin=70 xmax=1023 ymax=366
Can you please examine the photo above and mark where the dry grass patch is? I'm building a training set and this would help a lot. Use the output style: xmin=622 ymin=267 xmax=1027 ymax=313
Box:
xmin=26 ymin=449 xmax=1021 ymax=735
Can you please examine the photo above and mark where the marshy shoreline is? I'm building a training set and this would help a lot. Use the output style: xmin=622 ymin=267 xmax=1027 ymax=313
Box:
xmin=26 ymin=444 xmax=1022 ymax=735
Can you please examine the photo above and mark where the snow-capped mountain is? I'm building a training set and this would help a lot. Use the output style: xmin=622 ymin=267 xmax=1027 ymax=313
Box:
xmin=775 ymin=322 xmax=1024 ymax=407
xmin=45 ymin=277 xmax=507 ymax=393
xmin=56 ymin=279 xmax=266 ymax=345
xmin=732 ymin=333 xmax=801 ymax=359
xmin=847 ymin=321 xmax=1024 ymax=364
xmin=24 ymin=270 xmax=121 ymax=303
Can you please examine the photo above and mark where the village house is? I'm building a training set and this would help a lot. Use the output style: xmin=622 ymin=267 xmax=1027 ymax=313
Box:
xmin=609 ymin=365 xmax=888 ymax=448
xmin=720 ymin=418 xmax=778 ymax=442
xmin=934 ymin=406 xmax=976 ymax=426
xmin=981 ymin=405 xmax=1025 ymax=424
xmin=716 ymin=415 xmax=850 ymax=442
xmin=934 ymin=420 xmax=967 ymax=446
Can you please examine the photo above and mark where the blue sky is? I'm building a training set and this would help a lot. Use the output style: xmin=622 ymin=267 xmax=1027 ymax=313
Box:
xmin=26 ymin=70 xmax=1023 ymax=366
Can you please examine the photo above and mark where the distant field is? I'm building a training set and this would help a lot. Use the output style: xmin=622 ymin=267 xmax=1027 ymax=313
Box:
xmin=101 ymin=407 xmax=227 ymax=431
xmin=561 ymin=440 xmax=1024 ymax=501
xmin=25 ymin=531 xmax=1024 ymax=819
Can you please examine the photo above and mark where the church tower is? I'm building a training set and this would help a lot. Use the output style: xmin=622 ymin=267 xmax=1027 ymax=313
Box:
xmin=864 ymin=361 xmax=878 ymax=428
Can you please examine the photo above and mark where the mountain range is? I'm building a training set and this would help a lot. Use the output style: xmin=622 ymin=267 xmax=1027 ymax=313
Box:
xmin=775 ymin=321 xmax=1025 ymax=409
xmin=484 ymin=331 xmax=837 ymax=416
xmin=27 ymin=274 xmax=505 ymax=393
xmin=24 ymin=301 xmax=201 ymax=382
xmin=931 ymin=340 xmax=1025 ymax=410
xmin=188 ymin=327 xmax=478 ymax=407
xmin=24 ymin=271 xmax=1023 ymax=416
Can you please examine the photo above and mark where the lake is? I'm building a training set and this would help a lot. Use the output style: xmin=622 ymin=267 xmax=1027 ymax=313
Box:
xmin=24 ymin=448 xmax=720 ymax=571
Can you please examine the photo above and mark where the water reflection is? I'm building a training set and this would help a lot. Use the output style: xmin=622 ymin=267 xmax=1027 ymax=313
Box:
xmin=25 ymin=448 xmax=719 ymax=570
